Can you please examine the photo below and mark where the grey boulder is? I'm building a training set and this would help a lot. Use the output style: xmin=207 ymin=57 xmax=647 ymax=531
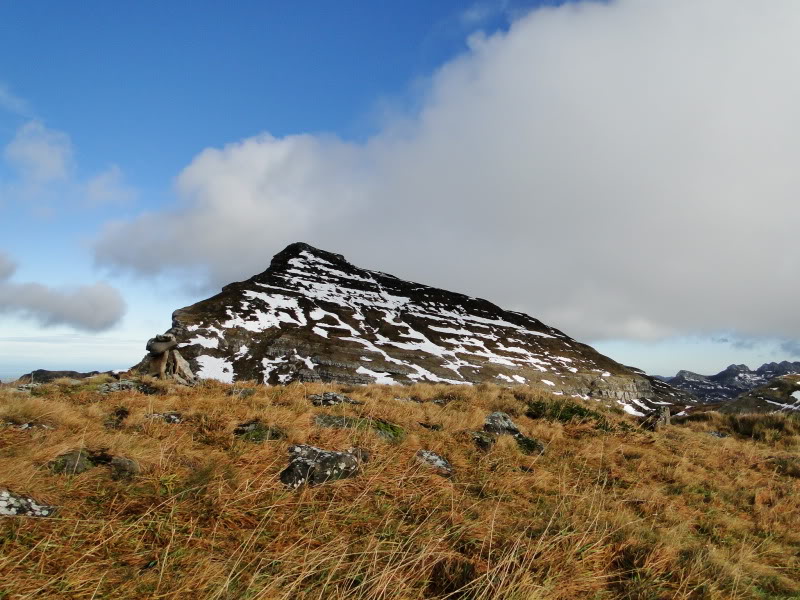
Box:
xmin=483 ymin=412 xmax=521 ymax=436
xmin=280 ymin=445 xmax=368 ymax=489
xmin=415 ymin=449 xmax=453 ymax=477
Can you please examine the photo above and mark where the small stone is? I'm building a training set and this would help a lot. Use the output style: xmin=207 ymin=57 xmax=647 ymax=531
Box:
xmin=471 ymin=431 xmax=497 ymax=452
xmin=98 ymin=379 xmax=141 ymax=395
xmin=145 ymin=412 xmax=183 ymax=424
xmin=308 ymin=392 xmax=364 ymax=406
xmin=419 ymin=422 xmax=443 ymax=431
xmin=513 ymin=434 xmax=545 ymax=455
xmin=233 ymin=419 xmax=285 ymax=442
xmin=415 ymin=449 xmax=454 ymax=477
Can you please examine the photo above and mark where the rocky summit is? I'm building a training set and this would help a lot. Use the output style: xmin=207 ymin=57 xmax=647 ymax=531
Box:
xmin=137 ymin=242 xmax=691 ymax=414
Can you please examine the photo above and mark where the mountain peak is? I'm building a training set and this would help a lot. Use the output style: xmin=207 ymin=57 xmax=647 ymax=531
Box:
xmin=143 ymin=244 xmax=691 ymax=412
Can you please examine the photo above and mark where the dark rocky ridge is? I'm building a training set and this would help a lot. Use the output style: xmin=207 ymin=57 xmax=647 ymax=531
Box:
xmin=718 ymin=374 xmax=800 ymax=414
xmin=662 ymin=361 xmax=800 ymax=403
xmin=17 ymin=369 xmax=103 ymax=384
xmin=138 ymin=242 xmax=692 ymax=414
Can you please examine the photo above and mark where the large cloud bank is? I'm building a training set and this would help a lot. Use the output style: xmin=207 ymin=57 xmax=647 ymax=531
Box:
xmin=0 ymin=253 xmax=126 ymax=331
xmin=95 ymin=0 xmax=800 ymax=342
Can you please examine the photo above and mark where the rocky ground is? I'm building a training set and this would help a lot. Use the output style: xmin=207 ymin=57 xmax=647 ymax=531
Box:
xmin=0 ymin=375 xmax=798 ymax=599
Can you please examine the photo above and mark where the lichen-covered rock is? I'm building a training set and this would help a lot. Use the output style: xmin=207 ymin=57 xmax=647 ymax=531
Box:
xmin=314 ymin=414 xmax=360 ymax=429
xmin=280 ymin=445 xmax=368 ymax=488
xmin=471 ymin=431 xmax=496 ymax=452
xmin=110 ymin=457 xmax=140 ymax=480
xmin=16 ymin=383 xmax=41 ymax=393
xmin=49 ymin=449 xmax=102 ymax=475
xmin=48 ymin=448 xmax=140 ymax=478
xmin=419 ymin=422 xmax=443 ymax=431
xmin=3 ymin=421 xmax=53 ymax=431
xmin=145 ymin=412 xmax=183 ymax=424
xmin=415 ymin=449 xmax=453 ymax=477
xmin=0 ymin=489 xmax=56 ymax=518
xmin=514 ymin=435 xmax=545 ymax=455
xmin=308 ymin=392 xmax=364 ymax=406
xmin=98 ymin=379 xmax=141 ymax=395
xmin=370 ymin=419 xmax=405 ymax=441
xmin=233 ymin=419 xmax=285 ymax=442
xmin=483 ymin=412 xmax=520 ymax=436
xmin=475 ymin=413 xmax=545 ymax=455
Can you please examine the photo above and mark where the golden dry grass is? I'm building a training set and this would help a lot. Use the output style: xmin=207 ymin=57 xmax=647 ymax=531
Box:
xmin=0 ymin=380 xmax=798 ymax=599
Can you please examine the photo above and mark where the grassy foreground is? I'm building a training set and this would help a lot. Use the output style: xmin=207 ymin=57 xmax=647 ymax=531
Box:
xmin=1 ymin=378 xmax=799 ymax=600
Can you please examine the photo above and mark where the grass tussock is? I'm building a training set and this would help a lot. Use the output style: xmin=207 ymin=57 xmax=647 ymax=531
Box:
xmin=0 ymin=381 xmax=798 ymax=599
xmin=678 ymin=410 xmax=800 ymax=447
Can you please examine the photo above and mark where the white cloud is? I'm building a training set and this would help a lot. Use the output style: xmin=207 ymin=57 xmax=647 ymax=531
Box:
xmin=0 ymin=251 xmax=126 ymax=331
xmin=85 ymin=165 xmax=137 ymax=205
xmin=2 ymin=120 xmax=138 ymax=210
xmin=94 ymin=0 xmax=800 ymax=345
xmin=4 ymin=120 xmax=73 ymax=184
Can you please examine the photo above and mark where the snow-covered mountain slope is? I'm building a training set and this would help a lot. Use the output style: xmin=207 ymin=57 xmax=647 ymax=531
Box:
xmin=718 ymin=374 xmax=800 ymax=413
xmin=138 ymin=242 xmax=692 ymax=413
xmin=664 ymin=361 xmax=800 ymax=403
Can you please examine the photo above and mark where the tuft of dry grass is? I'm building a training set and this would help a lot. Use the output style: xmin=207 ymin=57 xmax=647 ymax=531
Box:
xmin=0 ymin=381 xmax=798 ymax=599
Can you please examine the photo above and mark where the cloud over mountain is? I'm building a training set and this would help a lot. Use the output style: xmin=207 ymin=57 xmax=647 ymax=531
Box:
xmin=0 ymin=252 xmax=126 ymax=331
xmin=93 ymin=0 xmax=800 ymax=343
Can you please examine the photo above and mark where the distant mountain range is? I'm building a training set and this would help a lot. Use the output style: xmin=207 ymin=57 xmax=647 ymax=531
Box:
xmin=658 ymin=361 xmax=800 ymax=403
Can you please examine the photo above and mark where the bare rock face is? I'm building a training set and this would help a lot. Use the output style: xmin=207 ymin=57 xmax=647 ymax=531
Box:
xmin=137 ymin=242 xmax=691 ymax=413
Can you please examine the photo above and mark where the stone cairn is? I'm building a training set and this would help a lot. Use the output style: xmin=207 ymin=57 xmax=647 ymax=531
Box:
xmin=145 ymin=333 xmax=196 ymax=385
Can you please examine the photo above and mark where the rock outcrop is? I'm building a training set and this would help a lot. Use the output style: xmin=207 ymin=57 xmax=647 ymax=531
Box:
xmin=137 ymin=242 xmax=691 ymax=413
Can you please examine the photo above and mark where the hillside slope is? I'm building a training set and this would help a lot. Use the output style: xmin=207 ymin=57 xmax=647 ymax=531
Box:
xmin=138 ymin=242 xmax=691 ymax=414
xmin=1 ymin=378 xmax=798 ymax=599
xmin=719 ymin=374 xmax=800 ymax=414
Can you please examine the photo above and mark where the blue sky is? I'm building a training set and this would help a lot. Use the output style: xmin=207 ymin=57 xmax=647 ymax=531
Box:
xmin=1 ymin=0 xmax=799 ymax=379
